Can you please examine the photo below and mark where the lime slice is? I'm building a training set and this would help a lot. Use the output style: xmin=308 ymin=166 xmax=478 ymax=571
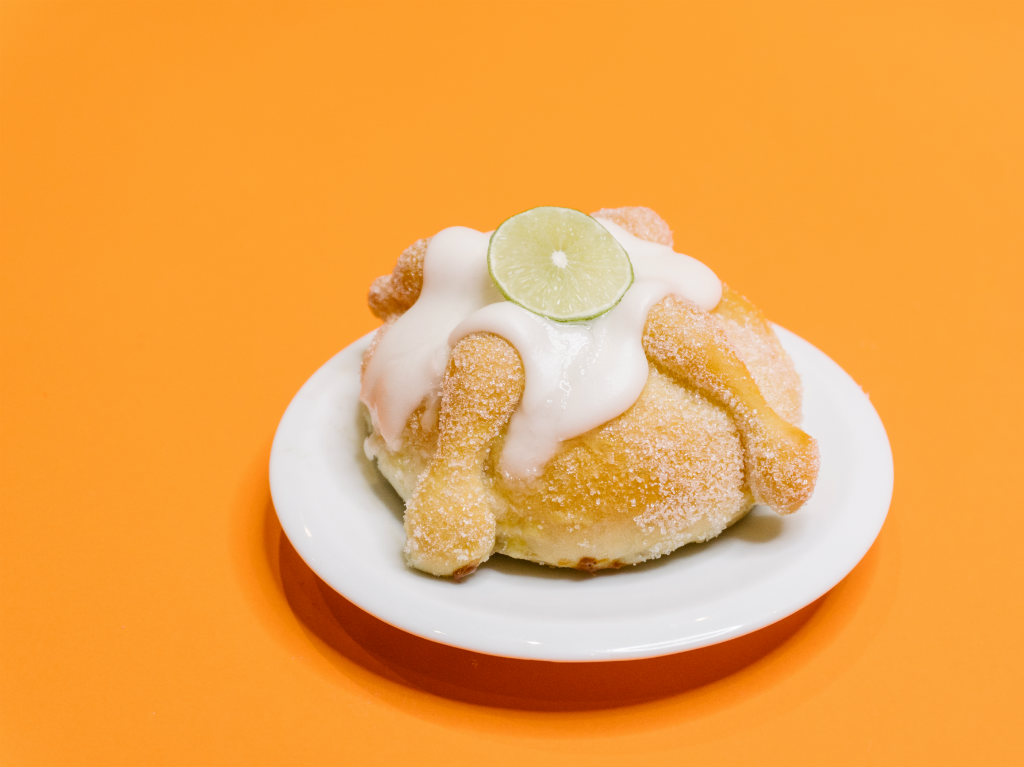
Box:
xmin=487 ymin=207 xmax=634 ymax=322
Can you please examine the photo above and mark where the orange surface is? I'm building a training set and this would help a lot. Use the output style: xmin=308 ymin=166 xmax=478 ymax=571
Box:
xmin=2 ymin=1 xmax=1023 ymax=764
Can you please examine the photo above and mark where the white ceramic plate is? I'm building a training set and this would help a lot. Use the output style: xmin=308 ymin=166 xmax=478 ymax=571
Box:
xmin=269 ymin=327 xmax=893 ymax=661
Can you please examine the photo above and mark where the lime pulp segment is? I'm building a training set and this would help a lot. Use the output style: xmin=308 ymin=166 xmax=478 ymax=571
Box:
xmin=487 ymin=207 xmax=634 ymax=322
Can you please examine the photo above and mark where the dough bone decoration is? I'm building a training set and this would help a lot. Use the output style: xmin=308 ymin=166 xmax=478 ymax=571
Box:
xmin=360 ymin=207 xmax=819 ymax=579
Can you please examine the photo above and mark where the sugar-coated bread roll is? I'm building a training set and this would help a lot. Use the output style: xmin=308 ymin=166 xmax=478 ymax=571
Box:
xmin=361 ymin=207 xmax=818 ymax=578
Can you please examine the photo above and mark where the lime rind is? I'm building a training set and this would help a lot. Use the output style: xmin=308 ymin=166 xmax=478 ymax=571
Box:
xmin=487 ymin=206 xmax=634 ymax=322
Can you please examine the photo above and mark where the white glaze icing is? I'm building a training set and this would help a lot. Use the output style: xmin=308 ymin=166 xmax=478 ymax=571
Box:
xmin=360 ymin=216 xmax=722 ymax=479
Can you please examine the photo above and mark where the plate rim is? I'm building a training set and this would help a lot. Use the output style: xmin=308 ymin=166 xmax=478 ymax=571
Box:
xmin=269 ymin=326 xmax=893 ymax=662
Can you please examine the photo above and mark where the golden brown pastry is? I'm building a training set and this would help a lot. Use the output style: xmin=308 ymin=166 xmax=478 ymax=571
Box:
xmin=361 ymin=207 xmax=818 ymax=578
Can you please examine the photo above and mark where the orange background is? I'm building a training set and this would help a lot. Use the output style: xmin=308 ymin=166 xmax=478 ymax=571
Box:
xmin=2 ymin=1 xmax=1022 ymax=764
